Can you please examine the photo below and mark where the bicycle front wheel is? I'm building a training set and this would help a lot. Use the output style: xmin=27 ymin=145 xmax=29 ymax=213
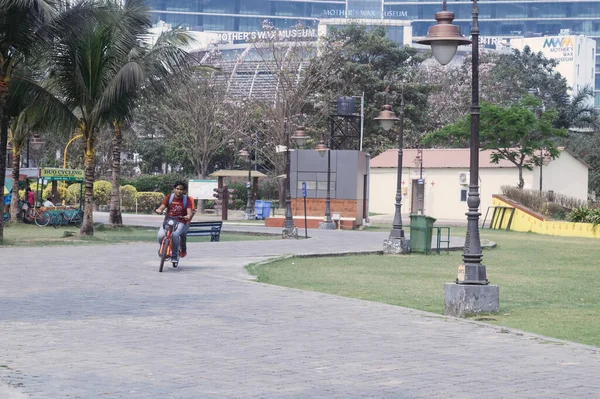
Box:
xmin=52 ymin=215 xmax=61 ymax=229
xmin=159 ymin=237 xmax=171 ymax=273
xmin=72 ymin=212 xmax=83 ymax=228
xmin=35 ymin=211 xmax=51 ymax=227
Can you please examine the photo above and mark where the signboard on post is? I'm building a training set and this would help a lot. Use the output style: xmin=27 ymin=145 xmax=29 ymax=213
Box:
xmin=40 ymin=168 xmax=84 ymax=181
xmin=189 ymin=180 xmax=218 ymax=200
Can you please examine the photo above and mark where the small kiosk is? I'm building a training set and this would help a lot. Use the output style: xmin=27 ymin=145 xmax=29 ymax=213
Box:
xmin=38 ymin=168 xmax=84 ymax=226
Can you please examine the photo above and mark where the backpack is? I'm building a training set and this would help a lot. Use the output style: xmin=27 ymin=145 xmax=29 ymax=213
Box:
xmin=168 ymin=193 xmax=187 ymax=209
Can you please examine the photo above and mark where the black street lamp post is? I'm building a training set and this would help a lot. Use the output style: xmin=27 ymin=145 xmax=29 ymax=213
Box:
xmin=375 ymin=100 xmax=409 ymax=254
xmin=239 ymin=148 xmax=255 ymax=220
xmin=418 ymin=0 xmax=499 ymax=316
xmin=316 ymin=117 xmax=336 ymax=230
xmin=282 ymin=124 xmax=309 ymax=239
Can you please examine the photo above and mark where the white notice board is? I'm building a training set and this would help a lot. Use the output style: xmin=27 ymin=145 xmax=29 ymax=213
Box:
xmin=188 ymin=179 xmax=218 ymax=200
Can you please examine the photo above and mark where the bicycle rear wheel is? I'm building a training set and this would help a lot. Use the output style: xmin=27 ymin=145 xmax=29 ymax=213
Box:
xmin=35 ymin=211 xmax=51 ymax=227
xmin=52 ymin=215 xmax=61 ymax=229
xmin=159 ymin=237 xmax=171 ymax=272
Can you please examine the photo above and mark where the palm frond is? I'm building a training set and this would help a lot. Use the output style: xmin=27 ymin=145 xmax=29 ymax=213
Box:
xmin=9 ymin=73 xmax=79 ymax=134
xmin=93 ymin=60 xmax=145 ymax=123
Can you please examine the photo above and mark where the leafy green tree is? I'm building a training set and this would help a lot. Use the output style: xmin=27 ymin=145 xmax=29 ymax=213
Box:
xmin=0 ymin=0 xmax=96 ymax=240
xmin=107 ymin=27 xmax=192 ymax=226
xmin=44 ymin=0 xmax=177 ymax=235
xmin=482 ymin=46 xmax=569 ymax=111
xmin=314 ymin=24 xmax=428 ymax=154
xmin=564 ymin=129 xmax=600 ymax=199
xmin=424 ymin=97 xmax=567 ymax=188
xmin=7 ymin=107 xmax=39 ymax=222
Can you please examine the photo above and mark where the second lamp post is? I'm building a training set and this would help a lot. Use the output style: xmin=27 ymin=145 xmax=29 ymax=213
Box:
xmin=375 ymin=99 xmax=410 ymax=254
xmin=239 ymin=147 xmax=255 ymax=220
xmin=282 ymin=124 xmax=309 ymax=239
xmin=315 ymin=116 xmax=336 ymax=230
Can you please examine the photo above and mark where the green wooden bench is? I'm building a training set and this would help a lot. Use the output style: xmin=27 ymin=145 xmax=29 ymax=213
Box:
xmin=187 ymin=221 xmax=223 ymax=242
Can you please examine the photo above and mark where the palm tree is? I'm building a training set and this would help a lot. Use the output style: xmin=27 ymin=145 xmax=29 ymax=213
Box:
xmin=108 ymin=28 xmax=194 ymax=226
xmin=44 ymin=0 xmax=185 ymax=235
xmin=6 ymin=60 xmax=79 ymax=221
xmin=0 ymin=0 xmax=96 ymax=241
xmin=557 ymin=85 xmax=600 ymax=134
xmin=8 ymin=110 xmax=35 ymax=222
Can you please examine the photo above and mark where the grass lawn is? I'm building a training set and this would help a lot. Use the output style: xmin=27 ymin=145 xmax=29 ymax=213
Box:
xmin=248 ymin=228 xmax=600 ymax=347
xmin=0 ymin=223 xmax=275 ymax=247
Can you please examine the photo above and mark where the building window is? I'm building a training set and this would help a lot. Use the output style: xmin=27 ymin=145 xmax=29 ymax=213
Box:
xmin=460 ymin=189 xmax=467 ymax=202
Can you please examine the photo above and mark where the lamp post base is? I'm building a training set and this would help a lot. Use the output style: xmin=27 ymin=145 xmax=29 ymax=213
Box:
xmin=318 ymin=221 xmax=336 ymax=230
xmin=444 ymin=283 xmax=499 ymax=317
xmin=383 ymin=237 xmax=410 ymax=254
xmin=282 ymin=227 xmax=298 ymax=239
xmin=243 ymin=211 xmax=255 ymax=220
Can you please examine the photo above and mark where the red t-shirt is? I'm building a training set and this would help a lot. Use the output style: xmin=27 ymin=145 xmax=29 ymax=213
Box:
xmin=161 ymin=195 xmax=192 ymax=222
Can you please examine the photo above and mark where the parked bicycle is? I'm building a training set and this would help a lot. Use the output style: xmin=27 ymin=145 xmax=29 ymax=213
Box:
xmin=52 ymin=208 xmax=83 ymax=228
xmin=158 ymin=216 xmax=180 ymax=272
xmin=27 ymin=206 xmax=51 ymax=227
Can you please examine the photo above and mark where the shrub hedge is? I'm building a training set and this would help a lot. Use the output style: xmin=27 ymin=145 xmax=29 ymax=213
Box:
xmin=136 ymin=192 xmax=164 ymax=212
xmin=501 ymin=186 xmax=587 ymax=220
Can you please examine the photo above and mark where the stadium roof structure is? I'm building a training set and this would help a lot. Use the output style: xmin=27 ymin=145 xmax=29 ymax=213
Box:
xmin=192 ymin=42 xmax=316 ymax=102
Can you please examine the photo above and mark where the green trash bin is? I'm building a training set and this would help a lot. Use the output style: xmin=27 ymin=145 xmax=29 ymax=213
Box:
xmin=409 ymin=214 xmax=437 ymax=253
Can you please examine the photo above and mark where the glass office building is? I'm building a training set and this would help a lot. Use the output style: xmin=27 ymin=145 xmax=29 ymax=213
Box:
xmin=147 ymin=0 xmax=600 ymax=102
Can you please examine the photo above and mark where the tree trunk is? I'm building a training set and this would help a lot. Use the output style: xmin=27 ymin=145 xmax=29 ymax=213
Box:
xmin=0 ymin=80 xmax=9 ymax=242
xmin=109 ymin=121 xmax=123 ymax=226
xmin=198 ymin=172 xmax=206 ymax=213
xmin=10 ymin=149 xmax=21 ymax=222
xmin=517 ymin=166 xmax=525 ymax=189
xmin=80 ymin=150 xmax=95 ymax=236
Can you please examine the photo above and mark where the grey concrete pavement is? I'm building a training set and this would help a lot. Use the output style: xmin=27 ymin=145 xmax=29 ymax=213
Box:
xmin=0 ymin=214 xmax=599 ymax=398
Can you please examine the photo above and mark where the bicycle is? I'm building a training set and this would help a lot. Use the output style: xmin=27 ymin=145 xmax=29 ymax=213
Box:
xmin=52 ymin=208 xmax=83 ymax=228
xmin=158 ymin=216 xmax=181 ymax=272
xmin=26 ymin=206 xmax=51 ymax=227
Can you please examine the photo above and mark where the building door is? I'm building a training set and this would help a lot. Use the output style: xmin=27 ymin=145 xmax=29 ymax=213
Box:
xmin=411 ymin=179 xmax=424 ymax=214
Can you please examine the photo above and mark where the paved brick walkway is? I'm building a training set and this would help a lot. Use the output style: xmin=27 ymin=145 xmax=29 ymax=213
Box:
xmin=0 ymin=213 xmax=599 ymax=398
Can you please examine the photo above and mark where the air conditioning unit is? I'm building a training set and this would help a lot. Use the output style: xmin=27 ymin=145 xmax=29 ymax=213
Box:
xmin=458 ymin=172 xmax=469 ymax=185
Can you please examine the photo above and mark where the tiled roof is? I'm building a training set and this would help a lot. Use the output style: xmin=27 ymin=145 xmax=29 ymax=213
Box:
xmin=370 ymin=148 xmax=517 ymax=169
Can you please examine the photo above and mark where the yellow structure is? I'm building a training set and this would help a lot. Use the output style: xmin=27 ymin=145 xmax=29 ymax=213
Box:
xmin=491 ymin=196 xmax=600 ymax=239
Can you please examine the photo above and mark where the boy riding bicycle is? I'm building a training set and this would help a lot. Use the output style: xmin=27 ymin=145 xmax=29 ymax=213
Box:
xmin=155 ymin=181 xmax=193 ymax=264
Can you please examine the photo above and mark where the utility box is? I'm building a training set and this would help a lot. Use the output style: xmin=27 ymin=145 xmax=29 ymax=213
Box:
xmin=290 ymin=149 xmax=370 ymax=229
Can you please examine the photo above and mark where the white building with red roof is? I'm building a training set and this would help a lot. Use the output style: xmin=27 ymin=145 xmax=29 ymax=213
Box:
xmin=369 ymin=148 xmax=589 ymax=220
